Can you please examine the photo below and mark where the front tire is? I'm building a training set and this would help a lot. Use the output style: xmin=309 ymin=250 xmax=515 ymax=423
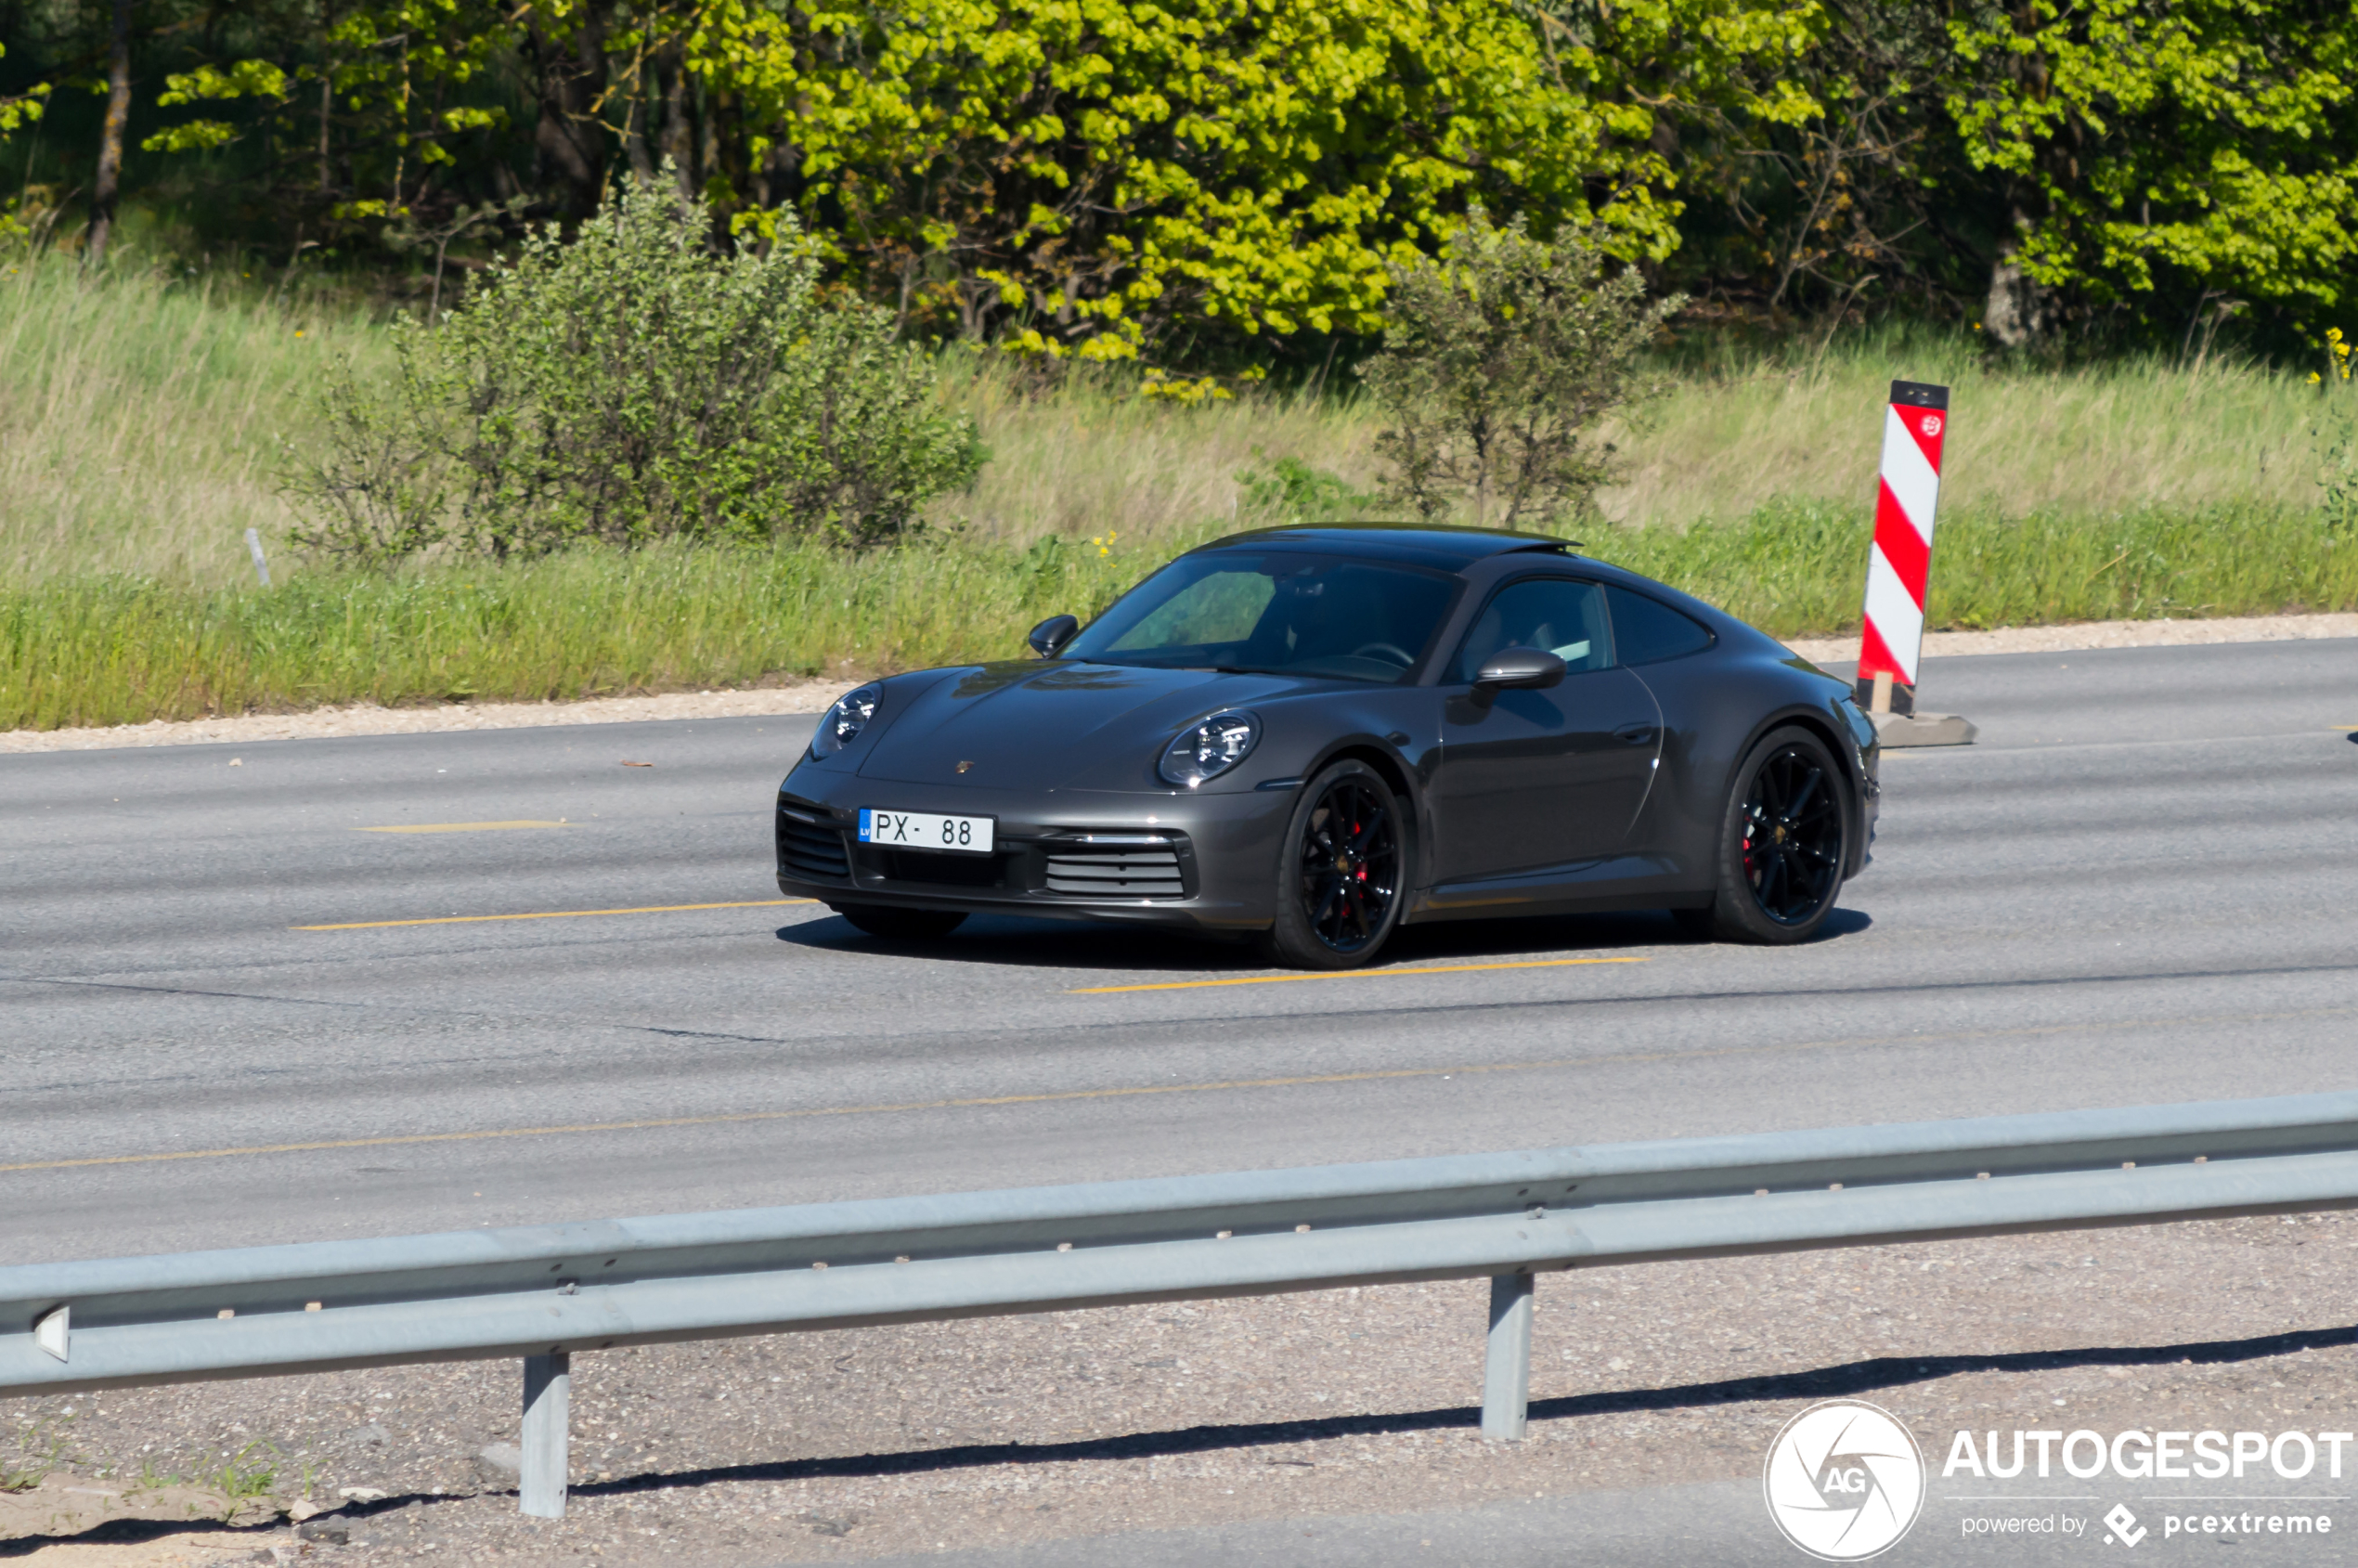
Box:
xmin=1684 ymin=726 xmax=1851 ymax=945
xmin=833 ymin=904 xmax=968 ymax=940
xmin=1258 ymin=760 xmax=1406 ymax=970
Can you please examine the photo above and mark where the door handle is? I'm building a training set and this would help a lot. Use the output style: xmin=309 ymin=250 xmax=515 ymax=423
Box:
xmin=1613 ymin=723 xmax=1657 ymax=745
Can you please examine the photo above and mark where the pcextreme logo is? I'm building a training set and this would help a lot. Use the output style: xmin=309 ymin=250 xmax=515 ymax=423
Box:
xmin=1764 ymin=1399 xmax=1927 ymax=1561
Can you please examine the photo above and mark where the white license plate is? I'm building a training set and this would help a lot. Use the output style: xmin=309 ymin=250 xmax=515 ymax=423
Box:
xmin=858 ymin=808 xmax=996 ymax=855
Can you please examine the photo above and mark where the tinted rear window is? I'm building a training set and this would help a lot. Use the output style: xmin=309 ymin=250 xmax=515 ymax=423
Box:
xmin=1606 ymin=586 xmax=1714 ymax=665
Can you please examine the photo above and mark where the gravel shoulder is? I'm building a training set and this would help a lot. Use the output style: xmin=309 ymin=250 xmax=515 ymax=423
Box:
xmin=6 ymin=611 xmax=2354 ymax=755
xmin=0 ymin=682 xmax=846 ymax=756
xmin=9 ymin=1213 xmax=2357 ymax=1563
xmin=1781 ymin=609 xmax=2358 ymax=669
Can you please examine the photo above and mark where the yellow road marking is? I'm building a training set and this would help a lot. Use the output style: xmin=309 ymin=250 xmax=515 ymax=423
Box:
xmin=293 ymin=899 xmax=818 ymax=931
xmin=1072 ymin=955 xmax=1649 ymax=993
xmin=6 ymin=1003 xmax=2350 ymax=1179
xmin=359 ymin=821 xmax=570 ymax=834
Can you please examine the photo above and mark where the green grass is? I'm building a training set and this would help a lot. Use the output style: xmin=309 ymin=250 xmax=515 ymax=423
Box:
xmin=1 ymin=248 xmax=2351 ymax=730
xmin=7 ymin=502 xmax=2348 ymax=732
xmin=1595 ymin=499 xmax=2355 ymax=633
xmin=0 ymin=536 xmax=1155 ymax=730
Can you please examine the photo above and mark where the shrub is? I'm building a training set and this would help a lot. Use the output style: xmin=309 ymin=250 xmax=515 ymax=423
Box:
xmin=288 ymin=171 xmax=985 ymax=563
xmin=1360 ymin=208 xmax=1682 ymax=528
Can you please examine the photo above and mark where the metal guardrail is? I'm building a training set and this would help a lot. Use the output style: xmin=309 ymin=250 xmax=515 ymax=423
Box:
xmin=10 ymin=1091 xmax=2358 ymax=1517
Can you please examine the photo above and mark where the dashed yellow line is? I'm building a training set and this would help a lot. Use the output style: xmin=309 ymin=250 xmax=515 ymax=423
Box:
xmin=358 ymin=821 xmax=573 ymax=834
xmin=294 ymin=899 xmax=818 ymax=931
xmin=1072 ymin=955 xmax=1649 ymax=994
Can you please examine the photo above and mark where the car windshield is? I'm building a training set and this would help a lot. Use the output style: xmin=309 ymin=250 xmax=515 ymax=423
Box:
xmin=1060 ymin=552 xmax=1459 ymax=684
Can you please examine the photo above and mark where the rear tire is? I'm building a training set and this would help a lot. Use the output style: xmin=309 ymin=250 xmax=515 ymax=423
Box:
xmin=833 ymin=903 xmax=968 ymax=940
xmin=1683 ymin=726 xmax=1851 ymax=945
xmin=1257 ymin=759 xmax=1406 ymax=970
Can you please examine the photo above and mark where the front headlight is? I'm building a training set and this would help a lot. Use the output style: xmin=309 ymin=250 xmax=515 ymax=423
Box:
xmin=1160 ymin=710 xmax=1261 ymax=788
xmin=811 ymin=682 xmax=883 ymax=758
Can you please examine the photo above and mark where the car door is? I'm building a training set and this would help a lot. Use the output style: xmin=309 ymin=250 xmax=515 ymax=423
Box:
xmin=1602 ymin=582 xmax=1723 ymax=877
xmin=1429 ymin=576 xmax=1664 ymax=885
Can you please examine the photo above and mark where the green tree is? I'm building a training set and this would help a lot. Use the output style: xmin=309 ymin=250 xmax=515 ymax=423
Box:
xmin=569 ymin=0 xmax=1818 ymax=364
xmin=289 ymin=171 xmax=985 ymax=562
xmin=0 ymin=43 xmax=50 ymax=138
xmin=136 ymin=0 xmax=527 ymax=248
xmin=1948 ymin=0 xmax=2358 ymax=340
xmin=1358 ymin=207 xmax=1683 ymax=527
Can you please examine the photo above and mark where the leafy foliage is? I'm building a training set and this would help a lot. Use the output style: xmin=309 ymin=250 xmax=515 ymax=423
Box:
xmin=1237 ymin=458 xmax=1386 ymax=525
xmin=1947 ymin=0 xmax=2358 ymax=330
xmin=288 ymin=173 xmax=983 ymax=562
xmin=0 ymin=43 xmax=46 ymax=138
xmin=1360 ymin=209 xmax=1684 ymax=527
xmin=17 ymin=1 xmax=2358 ymax=357
xmin=602 ymin=0 xmax=1815 ymax=363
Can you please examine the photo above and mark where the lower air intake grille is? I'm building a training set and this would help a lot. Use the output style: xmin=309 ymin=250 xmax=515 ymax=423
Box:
xmin=880 ymin=850 xmax=1004 ymax=888
xmin=779 ymin=812 xmax=850 ymax=881
xmin=1044 ymin=842 xmax=1185 ymax=899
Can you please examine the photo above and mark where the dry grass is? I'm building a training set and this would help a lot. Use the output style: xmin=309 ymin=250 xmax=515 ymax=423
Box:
xmin=929 ymin=353 xmax=1387 ymax=544
xmin=0 ymin=254 xmax=382 ymax=584
xmin=0 ymin=254 xmax=2330 ymax=584
xmin=1600 ymin=329 xmax=2322 ymax=529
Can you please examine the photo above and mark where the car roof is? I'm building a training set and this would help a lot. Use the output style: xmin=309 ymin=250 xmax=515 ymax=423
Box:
xmin=1188 ymin=523 xmax=1574 ymax=572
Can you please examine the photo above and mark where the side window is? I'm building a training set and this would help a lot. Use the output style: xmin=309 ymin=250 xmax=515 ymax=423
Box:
xmin=1452 ymin=578 xmax=1613 ymax=682
xmin=1606 ymin=586 xmax=1714 ymax=666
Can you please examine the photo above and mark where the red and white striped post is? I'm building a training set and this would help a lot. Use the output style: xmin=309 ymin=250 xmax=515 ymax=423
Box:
xmin=1859 ymin=380 xmax=1947 ymax=717
xmin=1855 ymin=380 xmax=1975 ymax=745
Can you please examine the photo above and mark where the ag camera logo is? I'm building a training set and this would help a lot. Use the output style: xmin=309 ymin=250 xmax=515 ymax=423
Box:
xmin=1764 ymin=1399 xmax=1926 ymax=1561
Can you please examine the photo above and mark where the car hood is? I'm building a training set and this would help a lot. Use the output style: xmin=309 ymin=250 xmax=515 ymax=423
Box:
xmin=857 ymin=661 xmax=1291 ymax=791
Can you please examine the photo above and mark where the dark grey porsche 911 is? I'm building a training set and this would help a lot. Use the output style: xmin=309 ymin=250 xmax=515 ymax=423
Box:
xmin=776 ymin=524 xmax=1879 ymax=968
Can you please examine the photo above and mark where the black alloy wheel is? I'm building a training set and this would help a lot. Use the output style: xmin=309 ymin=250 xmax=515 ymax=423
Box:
xmin=1261 ymin=760 xmax=1406 ymax=969
xmin=1742 ymin=742 xmax=1846 ymax=924
xmin=1678 ymin=726 xmax=1850 ymax=945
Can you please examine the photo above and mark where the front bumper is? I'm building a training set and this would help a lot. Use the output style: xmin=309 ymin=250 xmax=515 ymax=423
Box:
xmin=774 ymin=773 xmax=1291 ymax=931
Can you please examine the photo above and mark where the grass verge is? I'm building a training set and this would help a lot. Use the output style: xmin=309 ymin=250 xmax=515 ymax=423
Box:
xmin=6 ymin=503 xmax=2347 ymax=732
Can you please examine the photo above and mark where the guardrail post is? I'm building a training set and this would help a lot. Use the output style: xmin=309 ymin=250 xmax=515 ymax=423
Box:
xmin=520 ymin=1352 xmax=570 ymax=1518
xmin=1481 ymin=1271 xmax=1534 ymax=1442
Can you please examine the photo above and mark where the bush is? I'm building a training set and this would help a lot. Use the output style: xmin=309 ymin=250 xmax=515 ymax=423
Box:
xmin=1359 ymin=208 xmax=1682 ymax=529
xmin=287 ymin=172 xmax=985 ymax=563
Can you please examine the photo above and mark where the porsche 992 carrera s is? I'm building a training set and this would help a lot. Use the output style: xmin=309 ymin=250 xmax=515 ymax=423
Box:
xmin=777 ymin=525 xmax=1879 ymax=968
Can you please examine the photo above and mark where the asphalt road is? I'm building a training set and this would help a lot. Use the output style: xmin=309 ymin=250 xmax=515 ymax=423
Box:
xmin=6 ymin=639 xmax=2356 ymax=1268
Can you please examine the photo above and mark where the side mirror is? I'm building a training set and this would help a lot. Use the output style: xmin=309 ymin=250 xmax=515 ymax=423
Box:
xmin=1028 ymin=614 xmax=1080 ymax=658
xmin=1474 ymin=646 xmax=1566 ymax=690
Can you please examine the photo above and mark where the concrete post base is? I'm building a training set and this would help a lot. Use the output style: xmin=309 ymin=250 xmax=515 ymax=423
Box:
xmin=1871 ymin=710 xmax=1977 ymax=747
